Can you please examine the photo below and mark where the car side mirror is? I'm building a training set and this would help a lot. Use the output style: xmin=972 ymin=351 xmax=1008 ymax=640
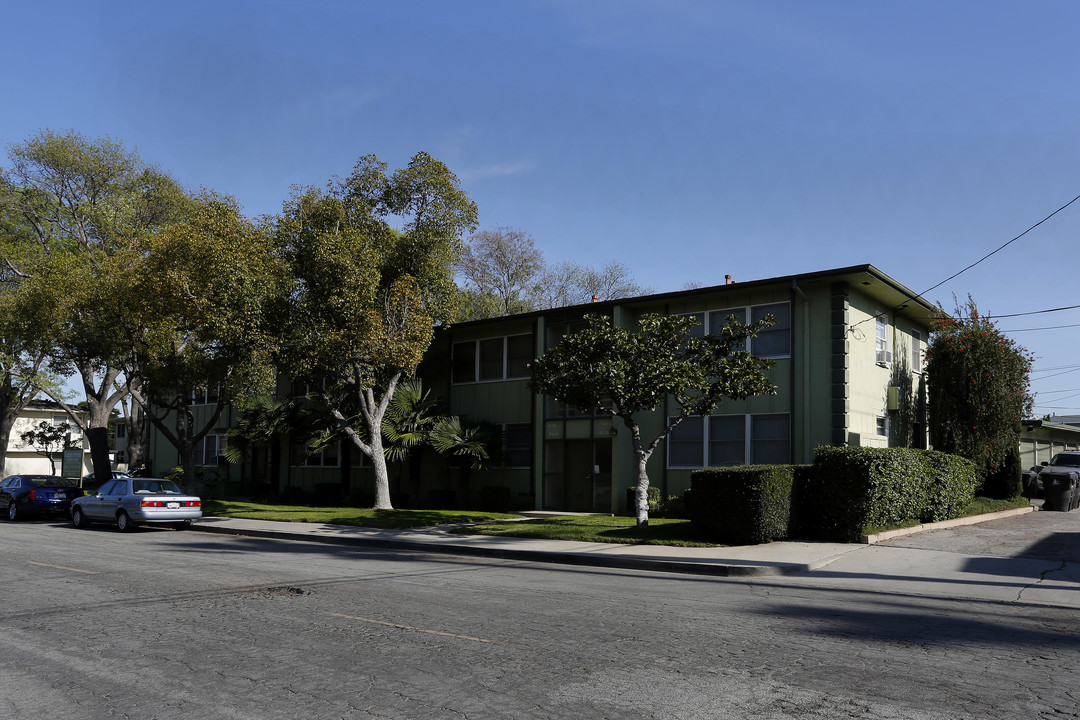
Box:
xmin=1042 ymin=461 xmax=1049 ymax=466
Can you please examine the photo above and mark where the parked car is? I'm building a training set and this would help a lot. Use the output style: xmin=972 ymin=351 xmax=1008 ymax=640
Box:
xmin=1 ymin=475 xmax=84 ymax=521
xmin=1038 ymin=452 xmax=1080 ymax=511
xmin=80 ymin=470 xmax=131 ymax=492
xmin=70 ymin=477 xmax=202 ymax=532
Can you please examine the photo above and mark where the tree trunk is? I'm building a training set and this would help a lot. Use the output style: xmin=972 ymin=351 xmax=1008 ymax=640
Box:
xmin=369 ymin=431 xmax=393 ymax=510
xmin=628 ymin=421 xmax=651 ymax=527
xmin=124 ymin=380 xmax=150 ymax=471
xmin=0 ymin=411 xmax=15 ymax=478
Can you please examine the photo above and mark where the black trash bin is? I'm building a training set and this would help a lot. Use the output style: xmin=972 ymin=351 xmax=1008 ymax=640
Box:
xmin=1042 ymin=473 xmax=1077 ymax=512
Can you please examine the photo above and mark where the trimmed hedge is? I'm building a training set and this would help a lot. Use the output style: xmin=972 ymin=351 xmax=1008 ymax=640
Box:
xmin=806 ymin=446 xmax=980 ymax=541
xmin=687 ymin=447 xmax=981 ymax=545
xmin=688 ymin=465 xmax=805 ymax=545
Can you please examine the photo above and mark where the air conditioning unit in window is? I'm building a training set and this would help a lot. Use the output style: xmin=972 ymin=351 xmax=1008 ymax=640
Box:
xmin=876 ymin=349 xmax=892 ymax=366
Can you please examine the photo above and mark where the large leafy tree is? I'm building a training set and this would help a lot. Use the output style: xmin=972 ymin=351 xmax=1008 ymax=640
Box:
xmin=926 ymin=298 xmax=1032 ymax=498
xmin=275 ymin=152 xmax=477 ymax=509
xmin=0 ymin=197 xmax=67 ymax=476
xmin=530 ymin=313 xmax=777 ymax=526
xmin=122 ymin=194 xmax=286 ymax=487
xmin=0 ymin=129 xmax=189 ymax=482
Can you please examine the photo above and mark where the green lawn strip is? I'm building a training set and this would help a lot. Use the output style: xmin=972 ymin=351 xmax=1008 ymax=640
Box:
xmin=862 ymin=495 xmax=1032 ymax=536
xmin=450 ymin=515 xmax=719 ymax=547
xmin=201 ymin=500 xmax=521 ymax=530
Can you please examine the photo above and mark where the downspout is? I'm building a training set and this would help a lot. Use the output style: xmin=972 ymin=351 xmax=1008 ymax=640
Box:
xmin=532 ymin=316 xmax=542 ymax=510
xmin=792 ymin=280 xmax=810 ymax=462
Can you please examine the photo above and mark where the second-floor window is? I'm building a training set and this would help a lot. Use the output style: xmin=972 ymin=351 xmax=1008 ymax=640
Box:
xmin=453 ymin=334 xmax=533 ymax=383
xmin=875 ymin=316 xmax=891 ymax=366
xmin=191 ymin=385 xmax=220 ymax=405
xmin=685 ymin=302 xmax=791 ymax=358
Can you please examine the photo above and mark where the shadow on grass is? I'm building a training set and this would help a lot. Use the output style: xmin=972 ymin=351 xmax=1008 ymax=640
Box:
xmin=202 ymin=500 xmax=520 ymax=530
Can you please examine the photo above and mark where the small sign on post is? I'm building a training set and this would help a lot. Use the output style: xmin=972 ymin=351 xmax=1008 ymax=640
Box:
xmin=62 ymin=448 xmax=84 ymax=480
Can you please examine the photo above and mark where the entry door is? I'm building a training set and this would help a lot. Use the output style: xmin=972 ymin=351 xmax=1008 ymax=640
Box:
xmin=543 ymin=438 xmax=612 ymax=512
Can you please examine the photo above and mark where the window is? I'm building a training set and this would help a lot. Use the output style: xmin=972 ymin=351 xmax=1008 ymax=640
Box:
xmin=116 ymin=423 xmax=126 ymax=439
xmin=293 ymin=442 xmax=340 ymax=468
xmin=690 ymin=302 xmax=791 ymax=358
xmin=502 ymin=423 xmax=532 ymax=468
xmin=191 ymin=386 xmax=221 ymax=406
xmin=912 ymin=331 xmax=922 ymax=373
xmin=507 ymin=334 xmax=533 ymax=377
xmin=452 ymin=334 xmax=533 ymax=383
xmin=875 ymin=316 xmax=890 ymax=366
xmin=196 ymin=435 xmax=223 ymax=467
xmin=667 ymin=414 xmax=790 ymax=468
xmin=708 ymin=415 xmax=746 ymax=466
xmin=751 ymin=415 xmax=790 ymax=464
xmin=479 ymin=338 xmax=505 ymax=381
xmin=668 ymin=417 xmax=705 ymax=467
xmin=751 ymin=303 xmax=791 ymax=358
xmin=876 ymin=416 xmax=888 ymax=436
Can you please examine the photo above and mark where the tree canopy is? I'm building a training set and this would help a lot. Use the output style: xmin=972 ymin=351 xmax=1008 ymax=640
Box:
xmin=456 ymin=227 xmax=649 ymax=320
xmin=926 ymin=298 xmax=1033 ymax=497
xmin=275 ymin=151 xmax=477 ymax=508
xmin=530 ymin=313 xmax=777 ymax=526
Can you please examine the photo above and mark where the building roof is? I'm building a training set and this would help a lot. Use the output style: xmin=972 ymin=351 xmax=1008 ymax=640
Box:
xmin=451 ymin=263 xmax=940 ymax=329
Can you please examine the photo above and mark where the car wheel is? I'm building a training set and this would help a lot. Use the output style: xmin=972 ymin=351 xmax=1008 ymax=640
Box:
xmin=173 ymin=520 xmax=192 ymax=530
xmin=72 ymin=507 xmax=90 ymax=529
xmin=116 ymin=510 xmax=136 ymax=532
xmin=8 ymin=501 xmax=19 ymax=522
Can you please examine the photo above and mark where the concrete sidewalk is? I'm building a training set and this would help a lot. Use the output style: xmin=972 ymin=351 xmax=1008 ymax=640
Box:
xmin=188 ymin=505 xmax=1037 ymax=578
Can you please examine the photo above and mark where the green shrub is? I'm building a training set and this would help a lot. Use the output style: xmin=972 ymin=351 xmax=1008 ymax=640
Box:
xmin=688 ymin=465 xmax=800 ymax=545
xmin=806 ymin=446 xmax=980 ymax=541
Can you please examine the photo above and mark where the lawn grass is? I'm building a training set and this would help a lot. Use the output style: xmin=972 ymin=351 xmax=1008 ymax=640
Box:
xmin=861 ymin=495 xmax=1033 ymax=536
xmin=204 ymin=494 xmax=1034 ymax=544
xmin=450 ymin=515 xmax=719 ymax=547
xmin=201 ymin=500 xmax=521 ymax=529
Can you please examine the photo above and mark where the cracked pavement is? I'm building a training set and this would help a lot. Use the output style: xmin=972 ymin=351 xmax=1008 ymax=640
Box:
xmin=1 ymin=508 xmax=1078 ymax=719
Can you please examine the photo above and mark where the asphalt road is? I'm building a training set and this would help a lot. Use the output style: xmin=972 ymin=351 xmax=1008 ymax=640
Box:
xmin=2 ymin=513 xmax=1078 ymax=720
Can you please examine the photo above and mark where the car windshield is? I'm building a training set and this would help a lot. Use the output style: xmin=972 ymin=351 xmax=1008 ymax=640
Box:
xmin=1049 ymin=453 xmax=1080 ymax=467
xmin=29 ymin=476 xmax=79 ymax=487
xmin=131 ymin=480 xmax=184 ymax=495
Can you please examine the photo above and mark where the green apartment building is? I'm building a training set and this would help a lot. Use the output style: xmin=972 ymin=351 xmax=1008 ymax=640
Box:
xmin=147 ymin=264 xmax=936 ymax=512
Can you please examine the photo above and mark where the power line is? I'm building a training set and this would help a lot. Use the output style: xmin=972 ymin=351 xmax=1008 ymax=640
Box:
xmin=914 ymin=192 xmax=1080 ymax=299
xmin=1000 ymin=322 xmax=1080 ymax=333
xmin=851 ymin=193 xmax=1080 ymax=329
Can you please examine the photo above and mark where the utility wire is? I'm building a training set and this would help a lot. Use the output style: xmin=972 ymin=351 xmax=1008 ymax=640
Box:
xmin=912 ymin=193 xmax=1080 ymax=300
xmin=850 ymin=193 xmax=1080 ymax=329
xmin=1000 ymin=322 xmax=1080 ymax=333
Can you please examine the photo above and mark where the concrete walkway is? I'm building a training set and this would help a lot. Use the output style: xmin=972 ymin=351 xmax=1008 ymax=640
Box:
xmin=188 ymin=505 xmax=1038 ymax=578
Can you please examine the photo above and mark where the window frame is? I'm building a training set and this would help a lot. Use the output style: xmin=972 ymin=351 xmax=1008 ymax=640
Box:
xmin=666 ymin=413 xmax=790 ymax=469
xmin=501 ymin=423 xmax=533 ymax=468
xmin=452 ymin=333 xmax=533 ymax=384
xmin=686 ymin=302 xmax=791 ymax=359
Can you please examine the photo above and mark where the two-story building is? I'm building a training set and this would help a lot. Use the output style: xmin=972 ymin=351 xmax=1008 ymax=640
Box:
xmin=429 ymin=263 xmax=934 ymax=513
xmin=142 ymin=264 xmax=936 ymax=511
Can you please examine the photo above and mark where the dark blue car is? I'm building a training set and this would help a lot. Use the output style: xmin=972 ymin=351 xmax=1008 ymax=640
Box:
xmin=1 ymin=475 xmax=84 ymax=521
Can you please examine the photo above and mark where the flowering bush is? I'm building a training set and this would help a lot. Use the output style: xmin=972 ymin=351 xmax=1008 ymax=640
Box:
xmin=926 ymin=298 xmax=1032 ymax=497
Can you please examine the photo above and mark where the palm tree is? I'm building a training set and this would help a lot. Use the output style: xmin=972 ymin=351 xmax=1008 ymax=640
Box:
xmin=429 ymin=415 xmax=496 ymax=508
xmin=382 ymin=377 xmax=443 ymax=505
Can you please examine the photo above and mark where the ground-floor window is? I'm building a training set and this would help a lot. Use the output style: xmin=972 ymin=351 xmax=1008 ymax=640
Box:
xmin=502 ymin=423 xmax=532 ymax=468
xmin=196 ymin=434 xmax=224 ymax=467
xmin=292 ymin=441 xmax=340 ymax=467
xmin=667 ymin=413 xmax=790 ymax=468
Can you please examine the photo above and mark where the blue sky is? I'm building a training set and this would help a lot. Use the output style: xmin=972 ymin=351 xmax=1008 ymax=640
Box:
xmin=2 ymin=0 xmax=1078 ymax=415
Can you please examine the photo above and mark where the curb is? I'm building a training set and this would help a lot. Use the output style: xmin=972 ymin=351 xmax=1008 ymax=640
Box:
xmin=861 ymin=505 xmax=1036 ymax=544
xmin=189 ymin=522 xmax=813 ymax=578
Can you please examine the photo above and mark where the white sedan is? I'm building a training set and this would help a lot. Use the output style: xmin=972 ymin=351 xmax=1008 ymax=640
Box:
xmin=71 ymin=477 xmax=202 ymax=531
